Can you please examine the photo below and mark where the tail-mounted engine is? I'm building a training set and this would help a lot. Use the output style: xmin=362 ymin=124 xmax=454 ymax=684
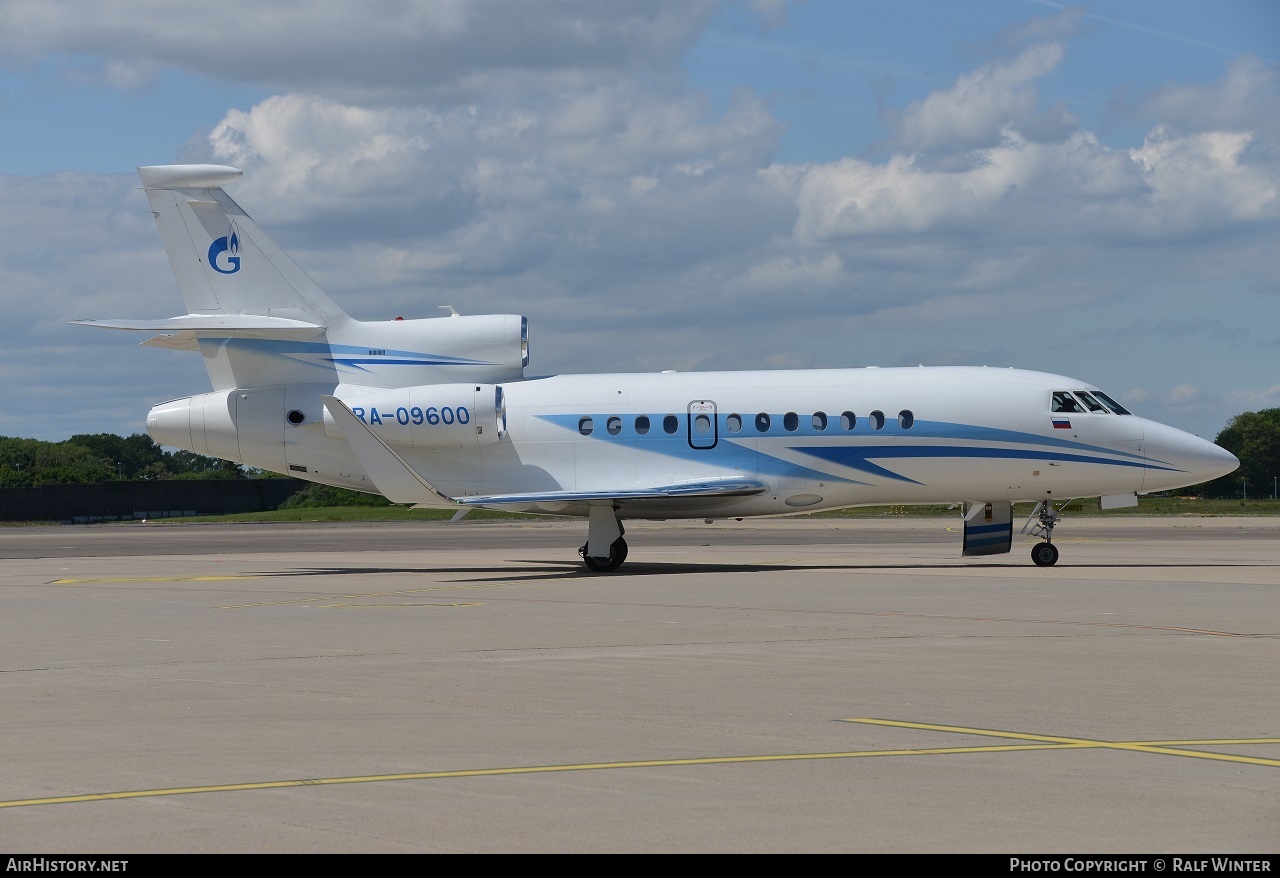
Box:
xmin=324 ymin=383 xmax=507 ymax=448
xmin=332 ymin=314 xmax=529 ymax=388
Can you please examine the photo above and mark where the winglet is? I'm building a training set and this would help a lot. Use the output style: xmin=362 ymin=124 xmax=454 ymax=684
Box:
xmin=320 ymin=395 xmax=459 ymax=507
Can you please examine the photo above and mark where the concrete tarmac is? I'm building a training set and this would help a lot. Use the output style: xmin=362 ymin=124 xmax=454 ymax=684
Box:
xmin=0 ymin=515 xmax=1277 ymax=854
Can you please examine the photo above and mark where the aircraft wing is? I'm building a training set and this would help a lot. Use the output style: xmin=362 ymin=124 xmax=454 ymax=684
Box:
xmin=453 ymin=479 xmax=770 ymax=506
xmin=322 ymin=394 xmax=769 ymax=510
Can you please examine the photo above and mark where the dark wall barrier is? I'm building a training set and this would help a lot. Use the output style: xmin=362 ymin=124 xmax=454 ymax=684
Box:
xmin=0 ymin=480 xmax=305 ymax=523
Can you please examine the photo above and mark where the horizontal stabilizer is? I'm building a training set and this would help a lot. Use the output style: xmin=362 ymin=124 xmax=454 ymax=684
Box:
xmin=138 ymin=164 xmax=243 ymax=189
xmin=320 ymin=395 xmax=457 ymax=507
xmin=455 ymin=478 xmax=769 ymax=507
xmin=71 ymin=315 xmax=323 ymax=334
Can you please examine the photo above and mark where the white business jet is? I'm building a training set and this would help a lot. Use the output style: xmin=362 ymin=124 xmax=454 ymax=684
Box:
xmin=74 ymin=165 xmax=1239 ymax=571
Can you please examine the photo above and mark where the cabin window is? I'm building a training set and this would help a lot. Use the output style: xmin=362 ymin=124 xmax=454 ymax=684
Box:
xmin=870 ymin=410 xmax=885 ymax=430
xmin=663 ymin=414 xmax=679 ymax=434
xmin=840 ymin=411 xmax=856 ymax=430
xmin=755 ymin=413 xmax=771 ymax=432
xmin=1051 ymin=391 xmax=1083 ymax=413
xmin=607 ymin=416 xmax=623 ymax=435
xmin=1092 ymin=391 xmax=1131 ymax=415
xmin=693 ymin=414 xmax=712 ymax=435
xmin=578 ymin=417 xmax=594 ymax=436
xmin=898 ymin=410 xmax=914 ymax=429
xmin=783 ymin=412 xmax=799 ymax=432
xmin=726 ymin=414 xmax=742 ymax=433
xmin=635 ymin=415 xmax=650 ymax=435
xmin=812 ymin=412 xmax=828 ymax=431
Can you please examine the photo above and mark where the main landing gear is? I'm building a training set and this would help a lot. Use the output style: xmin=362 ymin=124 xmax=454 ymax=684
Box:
xmin=579 ymin=504 xmax=628 ymax=572
xmin=579 ymin=537 xmax=628 ymax=572
xmin=1023 ymin=499 xmax=1065 ymax=567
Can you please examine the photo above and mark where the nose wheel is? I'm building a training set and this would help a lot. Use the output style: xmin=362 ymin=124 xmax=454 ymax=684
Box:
xmin=1031 ymin=541 xmax=1059 ymax=567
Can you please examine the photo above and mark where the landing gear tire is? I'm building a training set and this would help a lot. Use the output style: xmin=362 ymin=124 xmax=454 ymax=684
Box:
xmin=580 ymin=537 xmax=628 ymax=572
xmin=1031 ymin=541 xmax=1059 ymax=567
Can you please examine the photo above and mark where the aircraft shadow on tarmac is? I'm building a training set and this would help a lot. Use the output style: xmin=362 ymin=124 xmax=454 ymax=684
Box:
xmin=250 ymin=559 xmax=1272 ymax=584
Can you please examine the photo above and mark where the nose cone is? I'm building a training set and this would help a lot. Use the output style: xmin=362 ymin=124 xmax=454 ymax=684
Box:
xmin=1142 ymin=420 xmax=1240 ymax=492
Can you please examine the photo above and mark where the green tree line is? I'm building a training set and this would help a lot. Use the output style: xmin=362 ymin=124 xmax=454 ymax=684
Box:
xmin=0 ymin=432 xmax=384 ymax=509
xmin=0 ymin=433 xmax=248 ymax=487
xmin=1192 ymin=408 xmax=1280 ymax=499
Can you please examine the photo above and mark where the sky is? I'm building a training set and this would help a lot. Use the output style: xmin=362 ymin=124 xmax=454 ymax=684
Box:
xmin=1 ymin=0 xmax=1277 ymax=445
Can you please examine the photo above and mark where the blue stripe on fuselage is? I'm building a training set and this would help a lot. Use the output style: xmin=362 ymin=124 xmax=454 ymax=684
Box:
xmin=795 ymin=443 xmax=1174 ymax=485
xmin=200 ymin=338 xmax=497 ymax=373
xmin=533 ymin=413 xmax=1181 ymax=485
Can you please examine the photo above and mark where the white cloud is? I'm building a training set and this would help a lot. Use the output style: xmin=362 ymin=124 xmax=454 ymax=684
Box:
xmin=107 ymin=60 xmax=156 ymax=91
xmin=0 ymin=0 xmax=719 ymax=104
xmin=207 ymin=96 xmax=439 ymax=199
xmin=1224 ymin=385 xmax=1280 ymax=411
xmin=883 ymin=42 xmax=1070 ymax=153
xmin=188 ymin=82 xmax=791 ymax=323
xmin=1140 ymin=55 xmax=1280 ymax=142
xmin=1129 ymin=128 xmax=1278 ymax=228
xmin=783 ymin=122 xmax=1278 ymax=246
xmin=1167 ymin=384 xmax=1205 ymax=405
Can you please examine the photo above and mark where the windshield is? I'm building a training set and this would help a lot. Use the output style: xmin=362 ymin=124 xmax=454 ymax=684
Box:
xmin=1090 ymin=390 xmax=1132 ymax=415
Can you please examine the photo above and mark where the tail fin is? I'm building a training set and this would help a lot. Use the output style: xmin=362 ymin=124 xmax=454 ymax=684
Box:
xmin=76 ymin=165 xmax=530 ymax=394
xmin=138 ymin=165 xmax=349 ymax=327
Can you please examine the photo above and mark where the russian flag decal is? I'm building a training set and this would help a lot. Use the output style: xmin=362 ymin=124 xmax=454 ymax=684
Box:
xmin=1052 ymin=417 xmax=1072 ymax=429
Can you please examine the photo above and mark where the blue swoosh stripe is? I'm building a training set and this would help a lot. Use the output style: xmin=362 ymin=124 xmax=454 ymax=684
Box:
xmin=327 ymin=356 xmax=497 ymax=371
xmin=533 ymin=413 xmax=1177 ymax=486
xmin=795 ymin=444 xmax=1180 ymax=483
xmin=911 ymin=421 xmax=1147 ymax=461
xmin=202 ymin=338 xmax=499 ymax=372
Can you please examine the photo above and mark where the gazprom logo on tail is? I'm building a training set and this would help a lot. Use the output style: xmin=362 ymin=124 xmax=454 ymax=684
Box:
xmin=208 ymin=222 xmax=241 ymax=274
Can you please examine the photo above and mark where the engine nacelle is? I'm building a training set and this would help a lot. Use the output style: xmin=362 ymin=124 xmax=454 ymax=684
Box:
xmin=147 ymin=391 xmax=241 ymax=461
xmin=325 ymin=383 xmax=506 ymax=448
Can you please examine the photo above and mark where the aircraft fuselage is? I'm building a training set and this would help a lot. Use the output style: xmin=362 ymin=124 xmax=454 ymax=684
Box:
xmin=149 ymin=365 xmax=1229 ymax=521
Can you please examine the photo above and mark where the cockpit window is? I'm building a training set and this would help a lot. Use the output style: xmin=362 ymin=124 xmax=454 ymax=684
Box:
xmin=1091 ymin=391 xmax=1131 ymax=415
xmin=1073 ymin=391 xmax=1108 ymax=413
xmin=1051 ymin=391 xmax=1082 ymax=413
xmin=1054 ymin=388 xmax=1133 ymax=415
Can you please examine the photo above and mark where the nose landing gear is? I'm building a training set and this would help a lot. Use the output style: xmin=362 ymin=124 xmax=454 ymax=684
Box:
xmin=1022 ymin=498 xmax=1067 ymax=567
